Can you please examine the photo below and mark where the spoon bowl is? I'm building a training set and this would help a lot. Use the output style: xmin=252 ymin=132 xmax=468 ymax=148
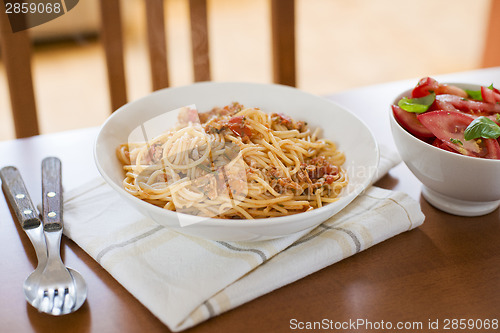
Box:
xmin=24 ymin=267 xmax=87 ymax=314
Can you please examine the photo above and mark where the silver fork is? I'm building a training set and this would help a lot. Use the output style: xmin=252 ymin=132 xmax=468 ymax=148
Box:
xmin=32 ymin=157 xmax=76 ymax=315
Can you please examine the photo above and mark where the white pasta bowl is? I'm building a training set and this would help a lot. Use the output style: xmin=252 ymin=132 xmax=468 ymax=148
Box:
xmin=390 ymin=83 xmax=500 ymax=217
xmin=95 ymin=82 xmax=379 ymax=241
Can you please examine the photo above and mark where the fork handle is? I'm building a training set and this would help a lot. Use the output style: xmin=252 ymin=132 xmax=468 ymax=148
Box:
xmin=41 ymin=157 xmax=63 ymax=232
xmin=0 ymin=166 xmax=41 ymax=230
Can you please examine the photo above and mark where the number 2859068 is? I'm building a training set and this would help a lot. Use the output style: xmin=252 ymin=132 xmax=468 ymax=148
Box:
xmin=5 ymin=1 xmax=62 ymax=14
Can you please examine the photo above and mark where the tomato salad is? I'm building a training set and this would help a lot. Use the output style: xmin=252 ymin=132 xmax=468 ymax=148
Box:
xmin=392 ymin=77 xmax=500 ymax=159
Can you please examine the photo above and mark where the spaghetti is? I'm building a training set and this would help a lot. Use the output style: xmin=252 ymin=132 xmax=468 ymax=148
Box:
xmin=116 ymin=103 xmax=348 ymax=219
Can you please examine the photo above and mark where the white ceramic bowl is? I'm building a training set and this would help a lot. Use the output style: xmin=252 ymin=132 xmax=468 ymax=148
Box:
xmin=95 ymin=82 xmax=379 ymax=241
xmin=390 ymin=83 xmax=500 ymax=216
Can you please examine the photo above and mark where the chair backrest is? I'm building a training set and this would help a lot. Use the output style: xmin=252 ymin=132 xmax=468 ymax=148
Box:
xmin=0 ymin=0 xmax=296 ymax=139
xmin=0 ymin=6 xmax=39 ymax=138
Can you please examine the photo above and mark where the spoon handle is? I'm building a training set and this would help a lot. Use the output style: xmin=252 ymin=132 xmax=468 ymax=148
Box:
xmin=41 ymin=157 xmax=63 ymax=232
xmin=0 ymin=166 xmax=41 ymax=230
xmin=0 ymin=166 xmax=48 ymax=265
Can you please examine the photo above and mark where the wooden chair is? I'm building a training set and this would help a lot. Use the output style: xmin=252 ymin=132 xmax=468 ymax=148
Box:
xmin=0 ymin=0 xmax=296 ymax=139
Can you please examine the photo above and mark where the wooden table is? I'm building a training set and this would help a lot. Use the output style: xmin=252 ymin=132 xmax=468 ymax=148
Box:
xmin=1 ymin=68 xmax=499 ymax=332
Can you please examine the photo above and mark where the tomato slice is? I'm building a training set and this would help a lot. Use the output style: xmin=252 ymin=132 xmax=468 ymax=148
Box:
xmin=417 ymin=110 xmax=490 ymax=157
xmin=392 ymin=105 xmax=434 ymax=138
xmin=485 ymin=138 xmax=500 ymax=159
xmin=430 ymin=96 xmax=500 ymax=124
xmin=481 ymin=86 xmax=500 ymax=104
xmin=411 ymin=77 xmax=439 ymax=98
xmin=435 ymin=84 xmax=468 ymax=98
xmin=432 ymin=138 xmax=458 ymax=153
xmin=430 ymin=95 xmax=459 ymax=113
xmin=228 ymin=116 xmax=252 ymax=138
xmin=434 ymin=94 xmax=500 ymax=115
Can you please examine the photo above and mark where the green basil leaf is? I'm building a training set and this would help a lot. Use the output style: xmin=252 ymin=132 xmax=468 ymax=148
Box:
xmin=450 ymin=138 xmax=463 ymax=145
xmin=488 ymin=83 xmax=495 ymax=90
xmin=497 ymin=114 xmax=500 ymax=123
xmin=398 ymin=93 xmax=436 ymax=113
xmin=464 ymin=116 xmax=500 ymax=141
xmin=465 ymin=89 xmax=483 ymax=101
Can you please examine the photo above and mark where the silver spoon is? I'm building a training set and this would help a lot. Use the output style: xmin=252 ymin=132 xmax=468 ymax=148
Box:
xmin=0 ymin=164 xmax=87 ymax=314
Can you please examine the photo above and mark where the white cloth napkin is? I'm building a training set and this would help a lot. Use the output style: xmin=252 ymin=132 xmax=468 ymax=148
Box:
xmin=63 ymin=145 xmax=424 ymax=332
